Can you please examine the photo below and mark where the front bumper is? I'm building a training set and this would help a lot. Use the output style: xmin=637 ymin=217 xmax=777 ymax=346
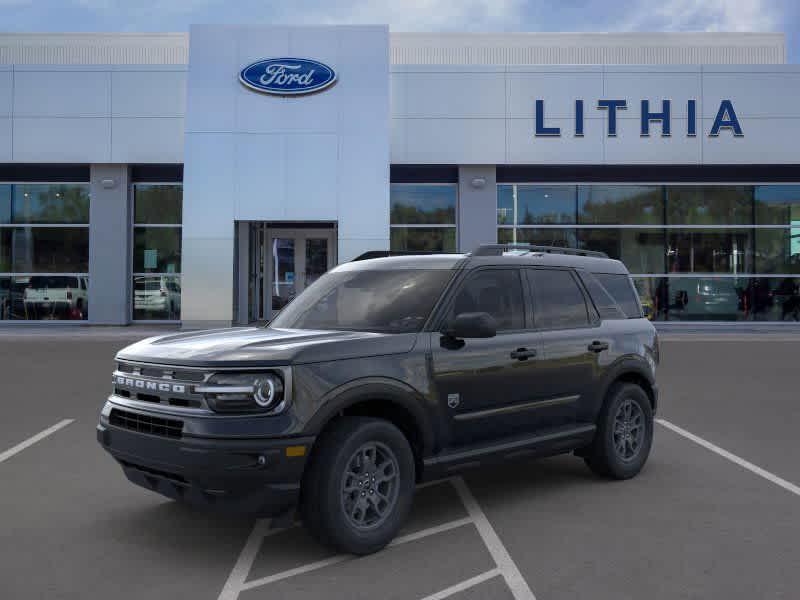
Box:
xmin=97 ymin=407 xmax=314 ymax=516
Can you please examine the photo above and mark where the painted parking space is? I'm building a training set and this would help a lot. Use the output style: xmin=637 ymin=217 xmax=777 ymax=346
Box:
xmin=657 ymin=339 xmax=800 ymax=485
xmin=222 ymin=479 xmax=529 ymax=600
xmin=1 ymin=333 xmax=799 ymax=600
xmin=461 ymin=425 xmax=800 ymax=600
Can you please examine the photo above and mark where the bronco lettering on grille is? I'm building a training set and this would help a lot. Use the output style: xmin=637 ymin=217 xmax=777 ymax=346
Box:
xmin=115 ymin=375 xmax=185 ymax=394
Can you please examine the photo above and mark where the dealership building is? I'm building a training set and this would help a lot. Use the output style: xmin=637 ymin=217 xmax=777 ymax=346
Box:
xmin=0 ymin=27 xmax=799 ymax=327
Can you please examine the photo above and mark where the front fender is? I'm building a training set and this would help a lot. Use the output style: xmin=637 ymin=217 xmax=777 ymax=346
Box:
xmin=302 ymin=377 xmax=436 ymax=457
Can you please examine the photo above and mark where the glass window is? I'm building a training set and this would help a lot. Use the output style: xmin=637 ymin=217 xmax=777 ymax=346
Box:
xmin=497 ymin=185 xmax=514 ymax=225
xmin=516 ymin=185 xmax=576 ymax=225
xmin=1 ymin=227 xmax=89 ymax=273
xmin=498 ymin=227 xmax=577 ymax=247
xmin=390 ymin=184 xmax=457 ymax=252
xmin=497 ymin=185 xmax=576 ymax=226
xmin=578 ymin=271 xmax=626 ymax=320
xmin=132 ymin=183 xmax=182 ymax=320
xmin=753 ymin=277 xmax=800 ymax=321
xmin=594 ymin=273 xmax=642 ymax=318
xmin=390 ymin=184 xmax=456 ymax=225
xmin=528 ymin=269 xmax=589 ymax=329
xmin=666 ymin=186 xmax=753 ymax=225
xmin=0 ymin=274 xmax=89 ymax=321
xmin=0 ymin=185 xmax=10 ymax=224
xmin=755 ymin=229 xmax=800 ymax=274
xmin=133 ymin=275 xmax=181 ymax=320
xmin=133 ymin=228 xmax=181 ymax=273
xmin=270 ymin=269 xmax=453 ymax=333
xmin=667 ymin=229 xmax=753 ymax=274
xmin=632 ymin=278 xmax=667 ymax=321
xmin=450 ymin=269 xmax=524 ymax=331
xmin=665 ymin=277 xmax=749 ymax=321
xmin=578 ymin=185 xmax=663 ymax=225
xmin=1 ymin=184 xmax=90 ymax=224
xmin=754 ymin=185 xmax=800 ymax=225
xmin=578 ymin=229 xmax=664 ymax=274
xmin=0 ymin=183 xmax=89 ymax=321
xmin=134 ymin=185 xmax=182 ymax=225
xmin=391 ymin=227 xmax=456 ymax=253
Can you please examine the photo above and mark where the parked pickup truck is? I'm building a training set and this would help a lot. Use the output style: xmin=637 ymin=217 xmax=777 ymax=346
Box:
xmin=24 ymin=275 xmax=88 ymax=319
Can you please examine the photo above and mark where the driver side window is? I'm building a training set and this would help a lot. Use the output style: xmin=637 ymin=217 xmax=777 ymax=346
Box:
xmin=449 ymin=269 xmax=525 ymax=331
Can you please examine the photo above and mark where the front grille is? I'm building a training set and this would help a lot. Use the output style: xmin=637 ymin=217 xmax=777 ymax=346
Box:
xmin=113 ymin=361 xmax=209 ymax=411
xmin=109 ymin=408 xmax=183 ymax=439
xmin=117 ymin=361 xmax=206 ymax=382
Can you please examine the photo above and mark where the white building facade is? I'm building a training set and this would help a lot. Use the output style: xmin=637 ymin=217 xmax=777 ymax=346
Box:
xmin=1 ymin=28 xmax=799 ymax=326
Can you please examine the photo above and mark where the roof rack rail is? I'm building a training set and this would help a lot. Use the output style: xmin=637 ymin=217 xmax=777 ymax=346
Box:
xmin=351 ymin=250 xmax=440 ymax=262
xmin=472 ymin=243 xmax=608 ymax=258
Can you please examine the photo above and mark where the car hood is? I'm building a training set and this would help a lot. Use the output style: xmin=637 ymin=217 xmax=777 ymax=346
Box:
xmin=115 ymin=327 xmax=419 ymax=368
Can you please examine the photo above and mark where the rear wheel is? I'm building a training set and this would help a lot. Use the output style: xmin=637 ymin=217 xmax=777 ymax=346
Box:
xmin=301 ymin=417 xmax=415 ymax=555
xmin=584 ymin=383 xmax=653 ymax=479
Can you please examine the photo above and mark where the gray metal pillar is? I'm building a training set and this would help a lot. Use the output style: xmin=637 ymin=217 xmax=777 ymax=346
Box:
xmin=235 ymin=221 xmax=249 ymax=325
xmin=457 ymin=166 xmax=497 ymax=253
xmin=88 ymin=164 xmax=130 ymax=324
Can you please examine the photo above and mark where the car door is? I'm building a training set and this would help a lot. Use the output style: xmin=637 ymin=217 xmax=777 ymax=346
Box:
xmin=525 ymin=267 xmax=607 ymax=429
xmin=429 ymin=267 xmax=542 ymax=447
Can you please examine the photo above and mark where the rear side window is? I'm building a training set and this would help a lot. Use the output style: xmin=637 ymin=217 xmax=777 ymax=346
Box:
xmin=449 ymin=269 xmax=525 ymax=331
xmin=594 ymin=273 xmax=643 ymax=318
xmin=579 ymin=272 xmax=626 ymax=320
xmin=527 ymin=269 xmax=589 ymax=329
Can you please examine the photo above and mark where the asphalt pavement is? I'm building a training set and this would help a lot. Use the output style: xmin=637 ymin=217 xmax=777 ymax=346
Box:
xmin=1 ymin=329 xmax=798 ymax=600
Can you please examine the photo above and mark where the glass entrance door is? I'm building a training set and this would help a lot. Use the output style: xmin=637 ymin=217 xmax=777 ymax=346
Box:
xmin=265 ymin=228 xmax=336 ymax=319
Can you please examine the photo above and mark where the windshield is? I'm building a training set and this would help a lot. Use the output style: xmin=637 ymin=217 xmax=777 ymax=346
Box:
xmin=270 ymin=269 xmax=453 ymax=333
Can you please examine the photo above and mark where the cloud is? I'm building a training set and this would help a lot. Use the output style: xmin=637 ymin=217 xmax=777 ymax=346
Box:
xmin=279 ymin=0 xmax=524 ymax=31
xmin=622 ymin=0 xmax=780 ymax=32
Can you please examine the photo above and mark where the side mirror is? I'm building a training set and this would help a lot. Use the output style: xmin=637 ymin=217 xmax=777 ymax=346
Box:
xmin=444 ymin=312 xmax=497 ymax=339
xmin=641 ymin=304 xmax=653 ymax=320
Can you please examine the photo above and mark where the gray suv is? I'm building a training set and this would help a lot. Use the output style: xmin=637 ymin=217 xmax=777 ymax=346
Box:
xmin=97 ymin=244 xmax=658 ymax=555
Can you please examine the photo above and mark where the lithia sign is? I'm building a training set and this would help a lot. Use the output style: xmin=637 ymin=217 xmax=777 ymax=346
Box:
xmin=535 ymin=99 xmax=743 ymax=138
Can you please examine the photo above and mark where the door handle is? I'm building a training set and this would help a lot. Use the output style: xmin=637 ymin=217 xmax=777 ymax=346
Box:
xmin=510 ymin=347 xmax=537 ymax=360
xmin=588 ymin=340 xmax=609 ymax=352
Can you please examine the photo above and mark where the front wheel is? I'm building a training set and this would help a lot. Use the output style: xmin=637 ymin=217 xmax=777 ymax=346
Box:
xmin=301 ymin=417 xmax=415 ymax=555
xmin=584 ymin=383 xmax=653 ymax=479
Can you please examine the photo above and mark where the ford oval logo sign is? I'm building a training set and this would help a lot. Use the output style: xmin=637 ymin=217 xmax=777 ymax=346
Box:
xmin=239 ymin=58 xmax=337 ymax=96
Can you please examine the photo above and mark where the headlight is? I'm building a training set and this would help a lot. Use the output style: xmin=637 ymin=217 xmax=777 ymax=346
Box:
xmin=196 ymin=372 xmax=286 ymax=414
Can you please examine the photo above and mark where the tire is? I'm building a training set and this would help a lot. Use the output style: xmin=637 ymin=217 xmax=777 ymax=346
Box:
xmin=301 ymin=417 xmax=415 ymax=555
xmin=584 ymin=383 xmax=653 ymax=480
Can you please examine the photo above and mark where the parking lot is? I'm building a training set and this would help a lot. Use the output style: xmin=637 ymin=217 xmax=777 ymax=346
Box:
xmin=2 ymin=329 xmax=799 ymax=600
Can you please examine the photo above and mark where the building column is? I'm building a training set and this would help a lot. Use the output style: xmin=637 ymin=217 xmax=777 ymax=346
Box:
xmin=88 ymin=164 xmax=131 ymax=325
xmin=235 ymin=221 xmax=249 ymax=325
xmin=457 ymin=166 xmax=497 ymax=253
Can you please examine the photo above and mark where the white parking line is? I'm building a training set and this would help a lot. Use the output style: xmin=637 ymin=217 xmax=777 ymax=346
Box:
xmin=656 ymin=418 xmax=800 ymax=498
xmin=418 ymin=569 xmax=501 ymax=600
xmin=238 ymin=516 xmax=473 ymax=592
xmin=0 ymin=419 xmax=74 ymax=464
xmin=452 ymin=476 xmax=537 ymax=600
xmin=218 ymin=519 xmax=282 ymax=600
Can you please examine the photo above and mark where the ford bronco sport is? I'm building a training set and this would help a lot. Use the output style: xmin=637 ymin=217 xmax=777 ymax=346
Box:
xmin=97 ymin=244 xmax=658 ymax=555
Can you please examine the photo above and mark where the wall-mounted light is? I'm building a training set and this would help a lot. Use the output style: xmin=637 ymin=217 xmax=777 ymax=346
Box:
xmin=101 ymin=178 xmax=116 ymax=189
xmin=470 ymin=177 xmax=486 ymax=189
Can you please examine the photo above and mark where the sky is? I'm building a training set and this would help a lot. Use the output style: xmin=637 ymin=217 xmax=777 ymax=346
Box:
xmin=0 ymin=0 xmax=797 ymax=62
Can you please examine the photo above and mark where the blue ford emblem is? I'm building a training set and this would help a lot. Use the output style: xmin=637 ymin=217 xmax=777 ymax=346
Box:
xmin=239 ymin=58 xmax=337 ymax=96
